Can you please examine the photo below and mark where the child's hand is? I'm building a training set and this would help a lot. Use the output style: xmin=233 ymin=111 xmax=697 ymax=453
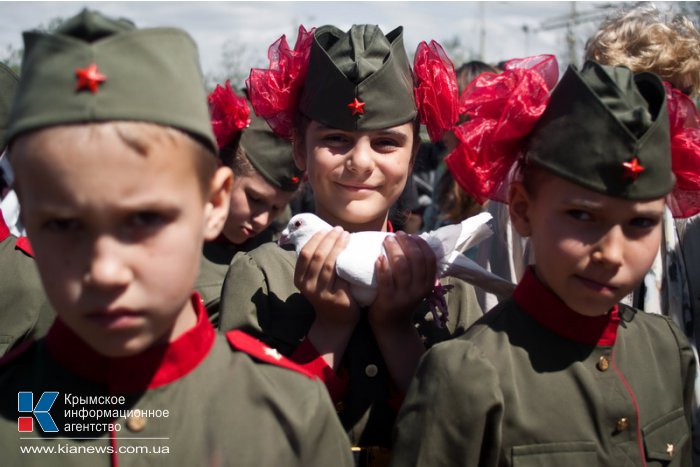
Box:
xmin=294 ymin=227 xmax=361 ymax=328
xmin=368 ymin=231 xmax=436 ymax=329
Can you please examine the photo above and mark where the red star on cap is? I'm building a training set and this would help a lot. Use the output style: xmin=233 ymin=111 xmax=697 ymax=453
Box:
xmin=291 ymin=176 xmax=300 ymax=184
xmin=75 ymin=64 xmax=106 ymax=93
xmin=622 ymin=157 xmax=645 ymax=180
xmin=347 ymin=98 xmax=365 ymax=116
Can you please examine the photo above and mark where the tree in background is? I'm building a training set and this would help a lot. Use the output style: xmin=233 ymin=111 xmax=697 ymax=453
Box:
xmin=0 ymin=16 xmax=66 ymax=74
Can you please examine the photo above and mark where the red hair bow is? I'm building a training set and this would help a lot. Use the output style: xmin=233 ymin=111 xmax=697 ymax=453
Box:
xmin=413 ymin=40 xmax=459 ymax=143
xmin=246 ymin=25 xmax=316 ymax=140
xmin=446 ymin=55 xmax=558 ymax=204
xmin=208 ymin=80 xmax=251 ymax=150
xmin=664 ymin=82 xmax=700 ymax=218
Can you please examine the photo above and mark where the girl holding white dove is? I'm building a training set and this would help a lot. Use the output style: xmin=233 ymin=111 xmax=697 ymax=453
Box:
xmin=217 ymin=24 xmax=485 ymax=457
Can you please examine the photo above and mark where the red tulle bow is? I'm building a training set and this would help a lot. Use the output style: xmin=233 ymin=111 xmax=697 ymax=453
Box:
xmin=208 ymin=80 xmax=251 ymax=150
xmin=413 ymin=40 xmax=460 ymax=142
xmin=246 ymin=25 xmax=316 ymax=140
xmin=664 ymin=82 xmax=700 ymax=218
xmin=444 ymin=55 xmax=559 ymax=204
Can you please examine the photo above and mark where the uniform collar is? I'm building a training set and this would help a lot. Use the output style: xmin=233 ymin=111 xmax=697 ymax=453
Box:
xmin=513 ymin=267 xmax=620 ymax=346
xmin=0 ymin=209 xmax=9 ymax=242
xmin=46 ymin=293 xmax=215 ymax=393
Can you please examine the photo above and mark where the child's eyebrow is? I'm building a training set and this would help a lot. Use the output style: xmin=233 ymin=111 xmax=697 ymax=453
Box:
xmin=374 ymin=130 xmax=408 ymax=142
xmin=561 ymin=198 xmax=605 ymax=210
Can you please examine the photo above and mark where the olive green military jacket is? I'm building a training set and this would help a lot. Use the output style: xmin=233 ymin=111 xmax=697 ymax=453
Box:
xmin=391 ymin=268 xmax=695 ymax=467
xmin=195 ymin=231 xmax=275 ymax=325
xmin=218 ymin=243 xmax=483 ymax=448
xmin=0 ymin=295 xmax=353 ymax=467
xmin=0 ymin=216 xmax=54 ymax=356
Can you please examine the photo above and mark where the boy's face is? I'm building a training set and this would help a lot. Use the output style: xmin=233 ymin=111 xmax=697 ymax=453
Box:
xmin=223 ymin=171 xmax=294 ymax=245
xmin=297 ymin=120 xmax=415 ymax=230
xmin=11 ymin=125 xmax=230 ymax=357
xmin=510 ymin=172 xmax=665 ymax=317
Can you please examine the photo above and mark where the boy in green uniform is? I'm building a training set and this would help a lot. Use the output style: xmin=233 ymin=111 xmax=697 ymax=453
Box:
xmin=219 ymin=24 xmax=483 ymax=463
xmin=0 ymin=9 xmax=352 ymax=466
xmin=196 ymin=81 xmax=302 ymax=321
xmin=391 ymin=61 xmax=696 ymax=466
xmin=0 ymin=62 xmax=54 ymax=356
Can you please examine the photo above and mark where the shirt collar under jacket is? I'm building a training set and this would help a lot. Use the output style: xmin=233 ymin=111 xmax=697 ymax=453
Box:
xmin=46 ymin=293 xmax=216 ymax=393
xmin=513 ymin=267 xmax=620 ymax=347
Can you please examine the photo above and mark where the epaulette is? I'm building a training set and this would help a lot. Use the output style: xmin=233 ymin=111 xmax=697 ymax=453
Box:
xmin=226 ymin=330 xmax=315 ymax=380
xmin=0 ymin=339 xmax=36 ymax=367
xmin=15 ymin=236 xmax=34 ymax=257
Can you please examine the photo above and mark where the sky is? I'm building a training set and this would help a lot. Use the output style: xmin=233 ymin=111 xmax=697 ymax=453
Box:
xmin=0 ymin=1 xmax=685 ymax=83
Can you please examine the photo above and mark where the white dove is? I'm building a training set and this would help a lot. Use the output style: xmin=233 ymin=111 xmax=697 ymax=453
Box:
xmin=278 ymin=212 xmax=515 ymax=325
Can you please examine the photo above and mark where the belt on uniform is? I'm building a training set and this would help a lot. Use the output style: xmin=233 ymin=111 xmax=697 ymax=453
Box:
xmin=352 ymin=446 xmax=391 ymax=467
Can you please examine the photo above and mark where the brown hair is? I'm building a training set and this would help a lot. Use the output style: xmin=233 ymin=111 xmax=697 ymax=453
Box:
xmin=585 ymin=4 xmax=700 ymax=96
xmin=218 ymin=134 xmax=256 ymax=179
xmin=455 ymin=61 xmax=499 ymax=92
xmin=434 ymin=169 xmax=483 ymax=224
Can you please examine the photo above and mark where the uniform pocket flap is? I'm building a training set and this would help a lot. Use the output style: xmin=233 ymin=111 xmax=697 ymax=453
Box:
xmin=642 ymin=408 xmax=689 ymax=461
xmin=512 ymin=441 xmax=597 ymax=467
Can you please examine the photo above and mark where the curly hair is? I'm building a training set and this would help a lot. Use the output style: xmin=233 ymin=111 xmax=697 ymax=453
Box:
xmin=585 ymin=4 xmax=700 ymax=96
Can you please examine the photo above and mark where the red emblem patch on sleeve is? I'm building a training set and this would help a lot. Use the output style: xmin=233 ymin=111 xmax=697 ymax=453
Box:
xmin=226 ymin=330 xmax=315 ymax=379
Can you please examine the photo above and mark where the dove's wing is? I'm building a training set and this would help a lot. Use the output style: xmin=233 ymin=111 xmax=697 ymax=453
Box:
xmin=421 ymin=212 xmax=494 ymax=276
xmin=444 ymin=253 xmax=516 ymax=299
xmin=335 ymin=231 xmax=390 ymax=288
xmin=453 ymin=212 xmax=494 ymax=253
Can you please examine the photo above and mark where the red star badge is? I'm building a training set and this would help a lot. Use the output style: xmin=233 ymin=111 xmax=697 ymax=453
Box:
xmin=347 ymin=98 xmax=365 ymax=116
xmin=291 ymin=176 xmax=300 ymax=184
xmin=622 ymin=157 xmax=645 ymax=180
xmin=75 ymin=64 xmax=106 ymax=93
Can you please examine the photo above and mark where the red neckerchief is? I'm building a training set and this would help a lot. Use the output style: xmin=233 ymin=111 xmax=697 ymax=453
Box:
xmin=0 ymin=210 xmax=9 ymax=242
xmin=513 ymin=267 xmax=620 ymax=346
xmin=46 ymin=293 xmax=215 ymax=393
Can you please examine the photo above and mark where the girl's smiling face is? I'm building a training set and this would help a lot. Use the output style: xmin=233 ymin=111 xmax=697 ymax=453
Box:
xmin=297 ymin=120 xmax=416 ymax=232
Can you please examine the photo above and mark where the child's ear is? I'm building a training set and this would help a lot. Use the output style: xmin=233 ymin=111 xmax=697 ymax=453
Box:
xmin=202 ymin=166 xmax=233 ymax=240
xmin=508 ymin=182 xmax=533 ymax=237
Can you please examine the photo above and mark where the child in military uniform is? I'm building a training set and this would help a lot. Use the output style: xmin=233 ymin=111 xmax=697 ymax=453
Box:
xmin=218 ymin=24 xmax=483 ymax=462
xmin=391 ymin=60 xmax=696 ymax=466
xmin=196 ymin=81 xmax=302 ymax=321
xmin=0 ymin=62 xmax=54 ymax=356
xmin=585 ymin=6 xmax=700 ymax=462
xmin=0 ymin=10 xmax=352 ymax=467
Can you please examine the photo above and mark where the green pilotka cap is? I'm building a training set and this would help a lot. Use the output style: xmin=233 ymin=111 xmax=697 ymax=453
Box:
xmin=0 ymin=63 xmax=19 ymax=150
xmin=6 ymin=9 xmax=216 ymax=153
xmin=240 ymin=112 xmax=302 ymax=192
xmin=299 ymin=24 xmax=417 ymax=131
xmin=526 ymin=61 xmax=673 ymax=199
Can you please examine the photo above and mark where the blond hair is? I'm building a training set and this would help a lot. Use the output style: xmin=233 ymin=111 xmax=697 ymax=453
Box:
xmin=10 ymin=121 xmax=218 ymax=198
xmin=585 ymin=4 xmax=700 ymax=96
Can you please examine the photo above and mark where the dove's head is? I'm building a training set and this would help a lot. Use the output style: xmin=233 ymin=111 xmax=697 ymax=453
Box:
xmin=278 ymin=213 xmax=333 ymax=253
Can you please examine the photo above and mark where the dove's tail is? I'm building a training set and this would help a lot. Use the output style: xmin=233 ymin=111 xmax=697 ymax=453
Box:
xmin=443 ymin=253 xmax=516 ymax=299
